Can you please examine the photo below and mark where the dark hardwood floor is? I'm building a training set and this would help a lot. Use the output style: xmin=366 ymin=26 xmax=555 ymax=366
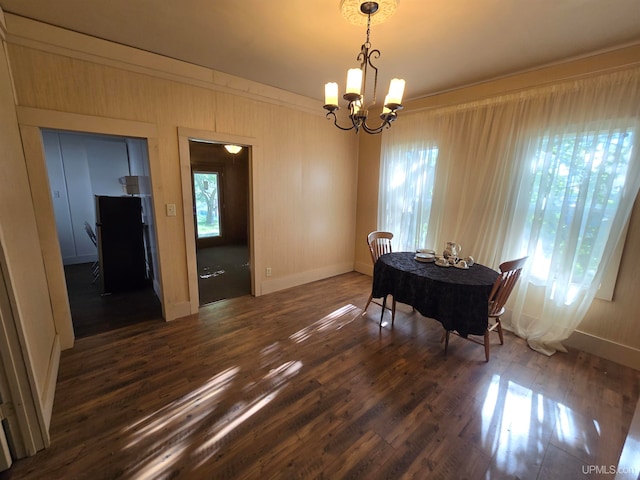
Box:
xmin=65 ymin=245 xmax=250 ymax=338
xmin=64 ymin=262 xmax=163 ymax=338
xmin=2 ymin=272 xmax=638 ymax=479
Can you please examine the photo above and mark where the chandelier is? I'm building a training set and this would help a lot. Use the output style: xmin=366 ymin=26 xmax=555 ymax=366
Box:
xmin=323 ymin=1 xmax=405 ymax=134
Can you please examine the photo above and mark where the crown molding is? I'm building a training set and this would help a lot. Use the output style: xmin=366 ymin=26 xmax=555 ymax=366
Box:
xmin=3 ymin=13 xmax=323 ymax=116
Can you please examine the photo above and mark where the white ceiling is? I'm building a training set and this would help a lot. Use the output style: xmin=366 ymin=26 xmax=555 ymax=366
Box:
xmin=1 ymin=0 xmax=640 ymax=102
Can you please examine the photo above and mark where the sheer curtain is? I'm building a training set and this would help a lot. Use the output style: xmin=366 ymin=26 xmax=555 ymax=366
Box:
xmin=377 ymin=130 xmax=441 ymax=251
xmin=502 ymin=72 xmax=640 ymax=355
xmin=379 ymin=68 xmax=640 ymax=355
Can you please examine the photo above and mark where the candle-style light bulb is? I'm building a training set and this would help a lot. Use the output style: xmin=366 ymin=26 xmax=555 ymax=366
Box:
xmin=346 ymin=68 xmax=363 ymax=96
xmin=324 ymin=82 xmax=339 ymax=107
xmin=385 ymin=78 xmax=406 ymax=106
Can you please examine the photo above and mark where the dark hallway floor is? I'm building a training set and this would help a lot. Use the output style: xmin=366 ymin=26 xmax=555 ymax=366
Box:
xmin=64 ymin=244 xmax=251 ymax=337
xmin=64 ymin=262 xmax=163 ymax=338
xmin=197 ymin=244 xmax=251 ymax=305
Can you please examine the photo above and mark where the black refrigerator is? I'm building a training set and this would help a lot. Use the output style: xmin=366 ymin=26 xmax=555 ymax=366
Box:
xmin=95 ymin=195 xmax=147 ymax=294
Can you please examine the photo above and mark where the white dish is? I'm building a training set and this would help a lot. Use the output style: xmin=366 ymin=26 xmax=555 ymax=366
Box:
xmin=435 ymin=261 xmax=450 ymax=267
xmin=415 ymin=254 xmax=435 ymax=263
xmin=417 ymin=248 xmax=436 ymax=255
xmin=454 ymin=262 xmax=469 ymax=270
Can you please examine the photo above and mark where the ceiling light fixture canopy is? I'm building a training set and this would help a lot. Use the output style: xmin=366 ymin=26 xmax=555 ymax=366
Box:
xmin=324 ymin=1 xmax=405 ymax=135
xmin=224 ymin=144 xmax=242 ymax=154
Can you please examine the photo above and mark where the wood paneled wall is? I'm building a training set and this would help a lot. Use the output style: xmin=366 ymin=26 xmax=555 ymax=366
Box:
xmin=3 ymin=14 xmax=358 ymax=339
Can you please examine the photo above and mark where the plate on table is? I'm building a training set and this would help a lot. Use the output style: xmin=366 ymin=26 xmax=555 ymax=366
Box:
xmin=416 ymin=248 xmax=436 ymax=255
xmin=454 ymin=262 xmax=469 ymax=270
xmin=435 ymin=260 xmax=450 ymax=267
xmin=415 ymin=253 xmax=435 ymax=263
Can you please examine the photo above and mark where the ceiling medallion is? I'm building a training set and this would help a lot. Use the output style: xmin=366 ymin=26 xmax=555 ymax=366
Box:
xmin=340 ymin=0 xmax=399 ymax=26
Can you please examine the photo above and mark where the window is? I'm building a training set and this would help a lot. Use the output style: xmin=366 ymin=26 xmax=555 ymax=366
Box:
xmin=193 ymin=171 xmax=221 ymax=238
xmin=378 ymin=145 xmax=438 ymax=251
xmin=517 ymin=126 xmax=635 ymax=300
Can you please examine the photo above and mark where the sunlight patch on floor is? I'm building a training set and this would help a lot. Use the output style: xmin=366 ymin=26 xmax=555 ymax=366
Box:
xmin=121 ymin=358 xmax=303 ymax=478
xmin=123 ymin=367 xmax=239 ymax=441
xmin=289 ymin=304 xmax=358 ymax=343
xmin=482 ymin=373 xmax=604 ymax=475
xmin=193 ymin=360 xmax=303 ymax=467
xmin=121 ymin=367 xmax=239 ymax=478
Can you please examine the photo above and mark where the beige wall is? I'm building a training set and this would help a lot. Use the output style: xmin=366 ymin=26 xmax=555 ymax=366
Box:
xmin=354 ymin=44 xmax=640 ymax=368
xmin=3 ymin=14 xmax=358 ymax=342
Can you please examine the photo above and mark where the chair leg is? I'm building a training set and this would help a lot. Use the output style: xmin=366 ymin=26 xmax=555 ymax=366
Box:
xmin=484 ymin=330 xmax=490 ymax=362
xmin=391 ymin=298 xmax=396 ymax=327
xmin=496 ymin=318 xmax=504 ymax=345
xmin=364 ymin=294 xmax=373 ymax=312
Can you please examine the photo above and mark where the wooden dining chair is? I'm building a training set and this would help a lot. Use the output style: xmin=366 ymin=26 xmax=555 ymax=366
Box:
xmin=444 ymin=256 xmax=528 ymax=362
xmin=363 ymin=231 xmax=397 ymax=326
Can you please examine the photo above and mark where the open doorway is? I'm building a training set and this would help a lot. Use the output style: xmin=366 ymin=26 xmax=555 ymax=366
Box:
xmin=42 ymin=130 xmax=162 ymax=337
xmin=189 ymin=140 xmax=251 ymax=305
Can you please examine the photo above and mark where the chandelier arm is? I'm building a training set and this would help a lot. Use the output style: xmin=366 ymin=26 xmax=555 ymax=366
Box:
xmin=361 ymin=118 xmax=391 ymax=135
xmin=325 ymin=111 xmax=357 ymax=132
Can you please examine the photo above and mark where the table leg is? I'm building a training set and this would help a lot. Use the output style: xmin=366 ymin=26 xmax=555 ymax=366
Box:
xmin=380 ymin=295 xmax=387 ymax=327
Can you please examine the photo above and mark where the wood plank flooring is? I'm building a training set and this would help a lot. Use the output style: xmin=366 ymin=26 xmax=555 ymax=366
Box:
xmin=2 ymin=272 xmax=639 ymax=479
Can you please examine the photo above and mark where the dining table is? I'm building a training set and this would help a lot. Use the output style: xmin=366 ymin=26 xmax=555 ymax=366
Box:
xmin=371 ymin=251 xmax=500 ymax=336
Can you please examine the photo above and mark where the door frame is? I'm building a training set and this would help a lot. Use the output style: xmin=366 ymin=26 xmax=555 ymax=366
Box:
xmin=0 ymin=239 xmax=47 ymax=460
xmin=16 ymin=106 xmax=165 ymax=342
xmin=177 ymin=127 xmax=257 ymax=312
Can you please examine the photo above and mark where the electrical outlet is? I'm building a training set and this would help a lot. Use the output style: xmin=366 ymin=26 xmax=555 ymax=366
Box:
xmin=266 ymin=267 xmax=272 ymax=277
xmin=166 ymin=203 xmax=177 ymax=217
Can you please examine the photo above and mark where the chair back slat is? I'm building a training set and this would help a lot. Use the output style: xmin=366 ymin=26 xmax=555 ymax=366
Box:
xmin=367 ymin=231 xmax=393 ymax=263
xmin=488 ymin=256 xmax=528 ymax=316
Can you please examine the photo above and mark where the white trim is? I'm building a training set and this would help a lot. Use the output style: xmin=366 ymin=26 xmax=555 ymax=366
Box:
xmin=565 ymin=329 xmax=640 ymax=371
xmin=14 ymin=108 xmax=184 ymax=325
xmin=595 ymin=218 xmax=630 ymax=301
xmin=0 ymin=240 xmax=47 ymax=457
xmin=16 ymin=106 xmax=157 ymax=138
xmin=177 ymin=127 xmax=258 ymax=308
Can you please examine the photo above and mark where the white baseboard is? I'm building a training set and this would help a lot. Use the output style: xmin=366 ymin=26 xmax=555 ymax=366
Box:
xmin=164 ymin=301 xmax=193 ymax=321
xmin=565 ymin=329 xmax=640 ymax=371
xmin=261 ymin=262 xmax=354 ymax=296
xmin=354 ymin=261 xmax=372 ymax=276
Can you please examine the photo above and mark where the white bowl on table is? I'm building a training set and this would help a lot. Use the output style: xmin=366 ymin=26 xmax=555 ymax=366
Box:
xmin=414 ymin=252 xmax=435 ymax=263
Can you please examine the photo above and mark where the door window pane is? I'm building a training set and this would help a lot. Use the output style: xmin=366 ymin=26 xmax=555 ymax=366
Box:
xmin=193 ymin=172 xmax=221 ymax=238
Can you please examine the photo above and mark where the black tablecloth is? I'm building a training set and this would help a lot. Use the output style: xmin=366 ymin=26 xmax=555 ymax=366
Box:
xmin=371 ymin=252 xmax=499 ymax=336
